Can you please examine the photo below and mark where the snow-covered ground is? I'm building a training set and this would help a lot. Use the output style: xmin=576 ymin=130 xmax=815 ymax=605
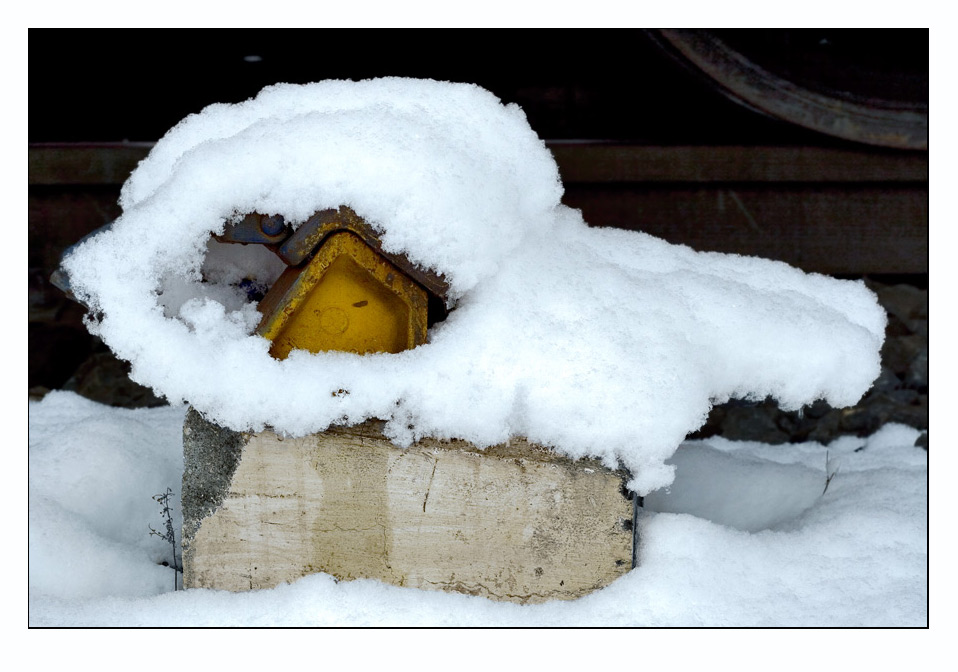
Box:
xmin=28 ymin=391 xmax=926 ymax=627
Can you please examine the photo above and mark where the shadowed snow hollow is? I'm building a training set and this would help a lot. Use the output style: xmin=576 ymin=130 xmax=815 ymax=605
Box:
xmin=643 ymin=442 xmax=827 ymax=531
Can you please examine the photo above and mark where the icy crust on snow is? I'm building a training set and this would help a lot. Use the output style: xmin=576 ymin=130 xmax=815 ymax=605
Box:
xmin=62 ymin=78 xmax=886 ymax=494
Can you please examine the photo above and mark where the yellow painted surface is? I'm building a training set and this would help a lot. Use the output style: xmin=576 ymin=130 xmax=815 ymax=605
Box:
xmin=257 ymin=231 xmax=428 ymax=359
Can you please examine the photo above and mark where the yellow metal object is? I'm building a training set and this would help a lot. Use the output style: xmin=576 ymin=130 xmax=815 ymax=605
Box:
xmin=257 ymin=231 xmax=428 ymax=359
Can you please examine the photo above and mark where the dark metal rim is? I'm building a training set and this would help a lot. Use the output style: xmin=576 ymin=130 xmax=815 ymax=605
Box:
xmin=653 ymin=29 xmax=928 ymax=150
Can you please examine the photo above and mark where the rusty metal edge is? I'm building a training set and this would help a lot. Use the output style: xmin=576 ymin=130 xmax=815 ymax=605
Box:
xmin=652 ymin=29 xmax=928 ymax=151
xmin=273 ymin=207 xmax=450 ymax=301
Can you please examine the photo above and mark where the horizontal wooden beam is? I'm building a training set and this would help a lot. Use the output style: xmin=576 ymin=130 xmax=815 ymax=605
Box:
xmin=549 ymin=143 xmax=928 ymax=184
xmin=28 ymin=143 xmax=928 ymax=276
xmin=29 ymin=143 xmax=153 ymax=186
xmin=29 ymin=143 xmax=928 ymax=186
xmin=564 ymin=185 xmax=927 ymax=275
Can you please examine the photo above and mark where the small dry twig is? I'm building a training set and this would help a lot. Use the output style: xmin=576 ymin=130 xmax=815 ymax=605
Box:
xmin=149 ymin=487 xmax=182 ymax=590
xmin=822 ymin=450 xmax=840 ymax=496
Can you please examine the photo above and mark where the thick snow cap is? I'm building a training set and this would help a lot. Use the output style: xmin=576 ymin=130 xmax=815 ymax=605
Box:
xmin=62 ymin=78 xmax=886 ymax=494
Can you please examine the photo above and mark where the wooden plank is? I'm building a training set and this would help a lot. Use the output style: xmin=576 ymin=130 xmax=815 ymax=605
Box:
xmin=183 ymin=415 xmax=634 ymax=603
xmin=549 ymin=144 xmax=928 ymax=183
xmin=28 ymin=144 xmax=928 ymax=276
xmin=28 ymin=143 xmax=152 ymax=185
xmin=563 ymin=184 xmax=928 ymax=275
xmin=29 ymin=143 xmax=928 ymax=185
xmin=28 ymin=188 xmax=122 ymax=271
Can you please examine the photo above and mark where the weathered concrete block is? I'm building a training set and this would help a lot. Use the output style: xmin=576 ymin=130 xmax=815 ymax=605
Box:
xmin=182 ymin=409 xmax=635 ymax=603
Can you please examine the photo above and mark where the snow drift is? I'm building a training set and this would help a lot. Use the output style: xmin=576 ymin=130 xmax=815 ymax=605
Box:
xmin=61 ymin=77 xmax=886 ymax=494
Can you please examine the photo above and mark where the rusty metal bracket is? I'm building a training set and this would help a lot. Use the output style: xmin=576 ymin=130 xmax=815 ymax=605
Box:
xmin=236 ymin=207 xmax=451 ymax=358
xmin=214 ymin=207 xmax=449 ymax=302
xmin=215 ymin=213 xmax=290 ymax=245
xmin=275 ymin=207 xmax=450 ymax=300
xmin=256 ymin=230 xmax=430 ymax=358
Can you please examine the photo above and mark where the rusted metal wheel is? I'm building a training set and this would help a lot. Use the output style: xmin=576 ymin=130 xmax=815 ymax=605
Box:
xmin=650 ymin=29 xmax=927 ymax=150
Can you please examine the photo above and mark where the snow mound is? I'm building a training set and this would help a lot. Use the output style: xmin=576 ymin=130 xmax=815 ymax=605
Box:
xmin=62 ymin=78 xmax=886 ymax=494
xmin=28 ymin=392 xmax=186 ymax=599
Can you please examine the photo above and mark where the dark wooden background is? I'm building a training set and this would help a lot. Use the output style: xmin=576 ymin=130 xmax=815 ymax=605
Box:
xmin=28 ymin=29 xmax=928 ymax=392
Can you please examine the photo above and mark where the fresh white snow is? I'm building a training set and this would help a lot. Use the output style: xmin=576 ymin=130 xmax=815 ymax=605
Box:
xmin=60 ymin=78 xmax=886 ymax=494
xmin=28 ymin=391 xmax=927 ymax=626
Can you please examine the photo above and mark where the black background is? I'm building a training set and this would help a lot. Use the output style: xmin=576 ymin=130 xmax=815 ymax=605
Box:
xmin=29 ymin=28 xmax=824 ymax=145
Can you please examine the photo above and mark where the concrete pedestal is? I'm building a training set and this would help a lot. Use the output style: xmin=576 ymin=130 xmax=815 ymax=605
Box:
xmin=182 ymin=409 xmax=635 ymax=604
